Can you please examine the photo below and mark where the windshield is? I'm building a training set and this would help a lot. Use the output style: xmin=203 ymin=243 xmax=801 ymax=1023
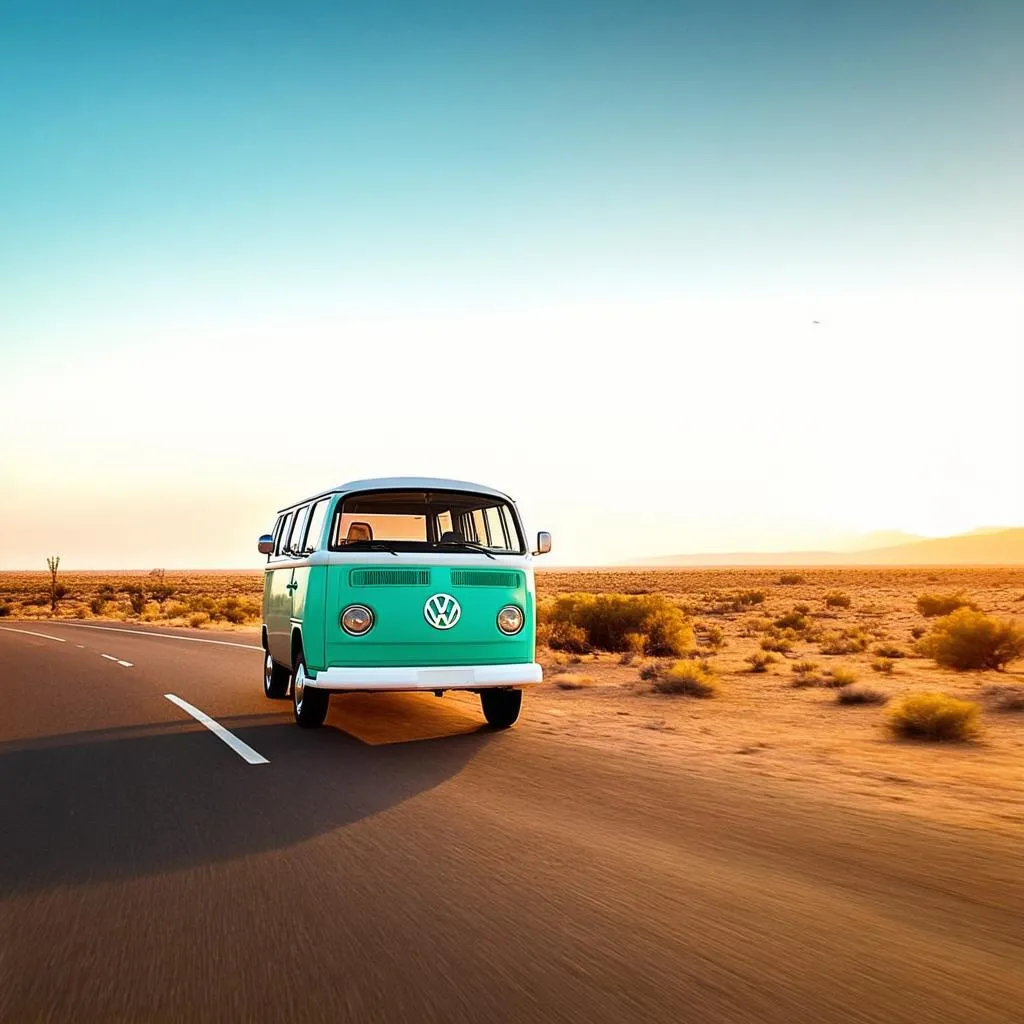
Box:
xmin=329 ymin=490 xmax=525 ymax=555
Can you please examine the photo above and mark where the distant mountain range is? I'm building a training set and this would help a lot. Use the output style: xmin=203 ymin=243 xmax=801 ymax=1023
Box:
xmin=629 ymin=528 xmax=1024 ymax=567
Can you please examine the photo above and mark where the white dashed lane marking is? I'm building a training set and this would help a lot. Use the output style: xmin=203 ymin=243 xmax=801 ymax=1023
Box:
xmin=163 ymin=694 xmax=270 ymax=765
xmin=101 ymin=653 xmax=134 ymax=667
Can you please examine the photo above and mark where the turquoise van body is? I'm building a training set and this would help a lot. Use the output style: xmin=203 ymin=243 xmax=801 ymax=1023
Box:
xmin=259 ymin=477 xmax=549 ymax=729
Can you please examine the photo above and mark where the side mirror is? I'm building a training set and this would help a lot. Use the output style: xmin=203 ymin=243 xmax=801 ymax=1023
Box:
xmin=534 ymin=531 xmax=552 ymax=556
xmin=258 ymin=534 xmax=275 ymax=556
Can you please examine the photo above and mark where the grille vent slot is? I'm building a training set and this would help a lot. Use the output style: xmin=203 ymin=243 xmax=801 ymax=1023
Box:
xmin=350 ymin=569 xmax=431 ymax=587
xmin=451 ymin=570 xmax=522 ymax=588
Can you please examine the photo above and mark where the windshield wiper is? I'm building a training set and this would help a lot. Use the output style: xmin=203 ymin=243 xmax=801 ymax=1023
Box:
xmin=368 ymin=542 xmax=400 ymax=557
xmin=436 ymin=540 xmax=496 ymax=560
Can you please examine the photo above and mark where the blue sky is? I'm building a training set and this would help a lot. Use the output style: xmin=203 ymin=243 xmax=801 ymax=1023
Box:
xmin=1 ymin=1 xmax=1021 ymax=566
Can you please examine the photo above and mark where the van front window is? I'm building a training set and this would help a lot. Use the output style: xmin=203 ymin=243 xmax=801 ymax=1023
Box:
xmin=329 ymin=490 xmax=524 ymax=555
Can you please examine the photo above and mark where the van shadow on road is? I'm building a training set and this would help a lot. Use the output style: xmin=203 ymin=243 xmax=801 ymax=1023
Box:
xmin=0 ymin=694 xmax=496 ymax=895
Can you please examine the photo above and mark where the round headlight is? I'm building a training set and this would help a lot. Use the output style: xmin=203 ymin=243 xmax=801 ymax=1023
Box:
xmin=340 ymin=604 xmax=374 ymax=635
xmin=497 ymin=605 xmax=524 ymax=635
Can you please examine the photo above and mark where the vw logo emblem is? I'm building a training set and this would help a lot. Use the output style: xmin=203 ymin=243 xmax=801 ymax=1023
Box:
xmin=424 ymin=593 xmax=462 ymax=630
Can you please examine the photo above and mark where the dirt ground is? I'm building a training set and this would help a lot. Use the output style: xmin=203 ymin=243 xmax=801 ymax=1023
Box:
xmin=3 ymin=566 xmax=1022 ymax=835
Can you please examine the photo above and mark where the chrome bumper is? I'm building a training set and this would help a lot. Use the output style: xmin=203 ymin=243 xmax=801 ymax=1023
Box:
xmin=307 ymin=662 xmax=543 ymax=692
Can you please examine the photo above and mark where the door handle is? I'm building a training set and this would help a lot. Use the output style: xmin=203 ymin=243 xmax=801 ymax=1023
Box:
xmin=286 ymin=581 xmax=299 ymax=593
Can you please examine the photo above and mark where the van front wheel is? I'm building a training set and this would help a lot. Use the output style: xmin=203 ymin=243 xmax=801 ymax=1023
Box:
xmin=263 ymin=652 xmax=290 ymax=699
xmin=480 ymin=688 xmax=522 ymax=729
xmin=293 ymin=656 xmax=329 ymax=728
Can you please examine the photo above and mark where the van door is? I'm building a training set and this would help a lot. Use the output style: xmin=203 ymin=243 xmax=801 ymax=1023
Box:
xmin=284 ymin=505 xmax=311 ymax=665
xmin=266 ymin=510 xmax=295 ymax=666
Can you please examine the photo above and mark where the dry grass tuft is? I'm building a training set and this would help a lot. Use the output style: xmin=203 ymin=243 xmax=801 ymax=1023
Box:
xmin=836 ymin=685 xmax=889 ymax=705
xmin=871 ymin=657 xmax=896 ymax=675
xmin=778 ymin=573 xmax=805 ymax=585
xmin=823 ymin=666 xmax=858 ymax=688
xmin=649 ymin=660 xmax=719 ymax=698
xmin=824 ymin=590 xmax=852 ymax=608
xmin=745 ymin=652 xmax=777 ymax=673
xmin=916 ymin=592 xmax=977 ymax=617
xmin=888 ymin=692 xmax=981 ymax=741
xmin=873 ymin=644 xmax=906 ymax=659
xmin=761 ymin=634 xmax=794 ymax=654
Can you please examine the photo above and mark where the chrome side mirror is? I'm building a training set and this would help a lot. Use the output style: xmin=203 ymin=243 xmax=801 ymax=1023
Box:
xmin=258 ymin=534 xmax=275 ymax=556
xmin=534 ymin=531 xmax=552 ymax=556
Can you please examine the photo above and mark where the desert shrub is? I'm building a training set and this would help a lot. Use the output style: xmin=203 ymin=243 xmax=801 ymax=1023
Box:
xmin=910 ymin=625 xmax=926 ymax=640
xmin=819 ymin=629 xmax=869 ymax=655
xmin=761 ymin=634 xmax=793 ymax=654
xmin=888 ymin=692 xmax=981 ymax=741
xmin=742 ymin=616 xmax=775 ymax=636
xmin=543 ymin=593 xmax=694 ymax=656
xmin=553 ymin=673 xmax=595 ymax=690
xmin=189 ymin=612 xmax=210 ymax=628
xmin=871 ymin=657 xmax=895 ymax=675
xmin=89 ymin=597 xmax=107 ymax=615
xmin=837 ymin=685 xmax=888 ymax=706
xmin=214 ymin=596 xmax=260 ymax=625
xmin=824 ymin=590 xmax=851 ymax=609
xmin=823 ymin=666 xmax=858 ymax=688
xmin=745 ymin=652 xmax=777 ymax=673
xmin=873 ymin=644 xmax=906 ymax=659
xmin=126 ymin=587 xmax=146 ymax=615
xmin=774 ymin=610 xmax=809 ymax=631
xmin=650 ymin=660 xmax=719 ymax=698
xmin=166 ymin=601 xmax=189 ymax=618
xmin=638 ymin=660 xmax=667 ymax=681
xmin=141 ymin=602 xmax=162 ymax=622
xmin=778 ymin=573 xmax=805 ymax=585
xmin=150 ymin=584 xmax=176 ymax=603
xmin=97 ymin=585 xmax=116 ymax=601
xmin=793 ymin=603 xmax=811 ymax=615
xmin=737 ymin=590 xmax=765 ymax=606
xmin=695 ymin=622 xmax=725 ymax=650
xmin=548 ymin=621 xmax=591 ymax=654
xmin=982 ymin=686 xmax=1024 ymax=712
xmin=919 ymin=609 xmax=1024 ymax=671
xmin=789 ymin=661 xmax=823 ymax=687
xmin=916 ymin=592 xmax=976 ymax=617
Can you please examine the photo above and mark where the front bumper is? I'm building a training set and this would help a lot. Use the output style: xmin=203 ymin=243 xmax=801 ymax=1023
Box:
xmin=307 ymin=662 xmax=543 ymax=692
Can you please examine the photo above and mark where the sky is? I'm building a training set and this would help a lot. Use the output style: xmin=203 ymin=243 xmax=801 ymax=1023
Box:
xmin=1 ymin=0 xmax=1022 ymax=568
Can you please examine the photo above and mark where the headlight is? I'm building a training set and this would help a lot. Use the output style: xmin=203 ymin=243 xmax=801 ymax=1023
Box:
xmin=497 ymin=605 xmax=524 ymax=635
xmin=340 ymin=604 xmax=374 ymax=635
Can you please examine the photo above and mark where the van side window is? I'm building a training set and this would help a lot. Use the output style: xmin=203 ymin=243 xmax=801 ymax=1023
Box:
xmin=271 ymin=515 xmax=286 ymax=550
xmin=302 ymin=499 xmax=330 ymax=554
xmin=274 ymin=512 xmax=293 ymax=557
xmin=287 ymin=506 xmax=310 ymax=555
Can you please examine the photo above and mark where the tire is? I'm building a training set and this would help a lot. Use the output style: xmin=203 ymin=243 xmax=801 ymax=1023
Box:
xmin=263 ymin=651 xmax=290 ymax=700
xmin=292 ymin=654 xmax=329 ymax=728
xmin=480 ymin=688 xmax=523 ymax=729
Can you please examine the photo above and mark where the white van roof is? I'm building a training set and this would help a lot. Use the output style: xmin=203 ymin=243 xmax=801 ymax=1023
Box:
xmin=335 ymin=476 xmax=512 ymax=499
xmin=281 ymin=476 xmax=514 ymax=512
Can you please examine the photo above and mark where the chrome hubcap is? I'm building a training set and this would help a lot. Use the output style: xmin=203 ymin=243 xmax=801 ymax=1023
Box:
xmin=294 ymin=663 xmax=305 ymax=706
xmin=264 ymin=653 xmax=272 ymax=687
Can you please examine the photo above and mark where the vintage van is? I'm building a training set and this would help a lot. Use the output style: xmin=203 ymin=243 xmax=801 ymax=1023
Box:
xmin=258 ymin=477 xmax=551 ymax=729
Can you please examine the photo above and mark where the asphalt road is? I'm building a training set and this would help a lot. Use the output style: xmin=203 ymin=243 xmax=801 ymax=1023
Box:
xmin=1 ymin=621 xmax=1022 ymax=1024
